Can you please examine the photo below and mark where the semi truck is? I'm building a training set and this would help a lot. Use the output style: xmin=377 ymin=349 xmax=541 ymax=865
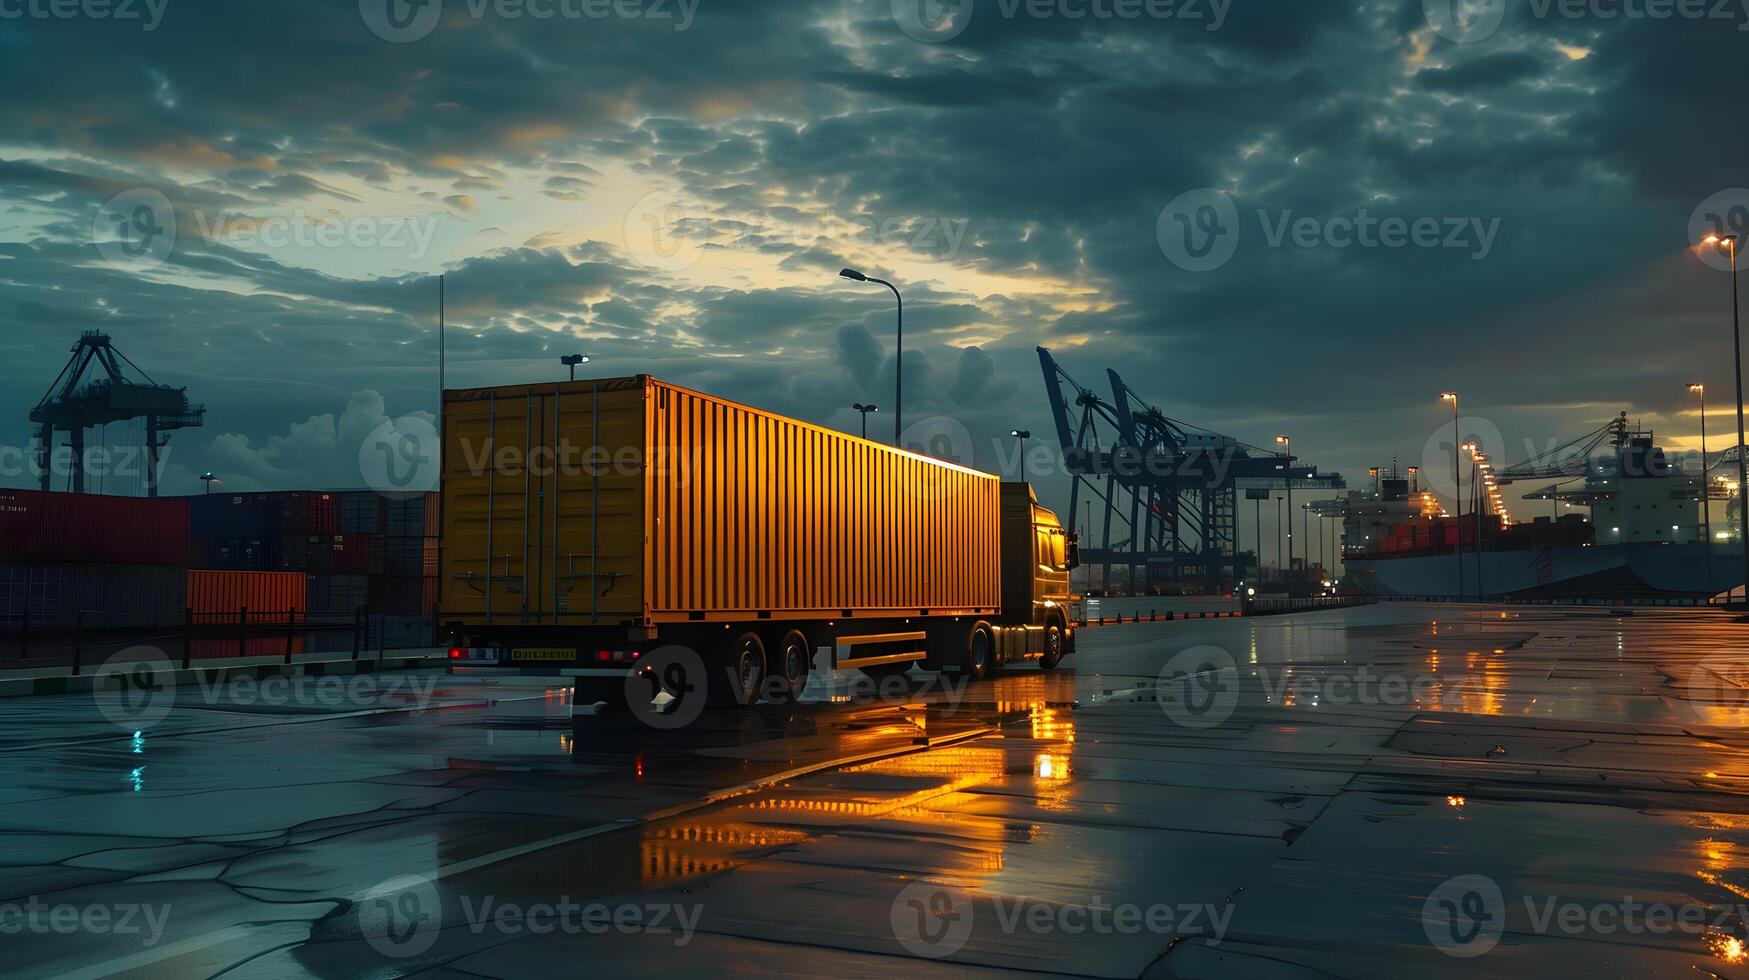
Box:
xmin=439 ymin=375 xmax=1077 ymax=708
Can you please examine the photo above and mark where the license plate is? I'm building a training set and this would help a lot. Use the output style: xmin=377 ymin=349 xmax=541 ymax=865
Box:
xmin=511 ymin=648 xmax=576 ymax=662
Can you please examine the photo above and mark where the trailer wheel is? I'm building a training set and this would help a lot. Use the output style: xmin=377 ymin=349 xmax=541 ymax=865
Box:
xmin=709 ymin=632 xmax=767 ymax=708
xmin=769 ymin=629 xmax=812 ymax=702
xmin=962 ymin=622 xmax=995 ymax=681
xmin=1038 ymin=619 xmax=1065 ymax=671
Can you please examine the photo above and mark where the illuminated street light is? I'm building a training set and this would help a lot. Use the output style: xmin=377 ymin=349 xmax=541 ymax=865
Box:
xmin=839 ymin=269 xmax=903 ymax=446
xmin=200 ymin=472 xmax=219 ymax=495
xmin=1690 ymin=382 xmax=1714 ymax=596
xmin=852 ymin=403 xmax=879 ymax=439
xmin=1700 ymin=232 xmax=1748 ymax=603
xmin=1010 ymin=429 xmax=1031 ymax=476
xmin=1275 ymin=435 xmax=1294 ymax=576
xmin=560 ymin=353 xmax=590 ymax=381
xmin=1440 ymin=392 xmax=1464 ymax=601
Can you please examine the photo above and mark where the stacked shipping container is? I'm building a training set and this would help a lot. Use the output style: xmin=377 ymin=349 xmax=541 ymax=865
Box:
xmin=185 ymin=490 xmax=437 ymax=617
xmin=0 ymin=489 xmax=191 ymax=631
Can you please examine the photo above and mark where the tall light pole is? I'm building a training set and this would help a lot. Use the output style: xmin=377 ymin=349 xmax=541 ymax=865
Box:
xmin=1441 ymin=392 xmax=1464 ymax=601
xmin=200 ymin=472 xmax=218 ymax=495
xmin=1690 ymin=382 xmax=1715 ymax=597
xmin=839 ymin=269 xmax=902 ymax=446
xmin=1010 ymin=429 xmax=1031 ymax=477
xmin=1702 ymin=232 xmax=1749 ymax=605
xmin=561 ymin=353 xmax=590 ymax=381
xmin=853 ymin=403 xmax=879 ymax=439
xmin=1275 ymin=434 xmax=1293 ymax=577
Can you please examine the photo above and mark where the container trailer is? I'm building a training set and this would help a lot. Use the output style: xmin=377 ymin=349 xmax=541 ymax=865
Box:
xmin=440 ymin=376 xmax=1078 ymax=707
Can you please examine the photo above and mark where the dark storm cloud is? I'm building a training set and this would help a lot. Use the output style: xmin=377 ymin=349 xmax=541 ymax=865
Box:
xmin=0 ymin=0 xmax=1740 ymax=502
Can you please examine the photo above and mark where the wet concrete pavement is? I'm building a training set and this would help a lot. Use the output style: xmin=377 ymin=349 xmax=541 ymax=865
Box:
xmin=4 ymin=603 xmax=1749 ymax=977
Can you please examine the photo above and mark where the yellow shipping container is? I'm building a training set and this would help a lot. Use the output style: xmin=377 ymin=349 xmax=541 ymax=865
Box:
xmin=440 ymin=376 xmax=1003 ymax=627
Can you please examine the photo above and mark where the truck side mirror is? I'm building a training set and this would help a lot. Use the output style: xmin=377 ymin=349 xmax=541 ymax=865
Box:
xmin=1065 ymin=533 xmax=1080 ymax=571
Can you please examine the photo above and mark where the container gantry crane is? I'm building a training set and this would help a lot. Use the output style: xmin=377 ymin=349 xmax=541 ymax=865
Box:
xmin=30 ymin=331 xmax=205 ymax=497
xmin=1038 ymin=347 xmax=1345 ymax=593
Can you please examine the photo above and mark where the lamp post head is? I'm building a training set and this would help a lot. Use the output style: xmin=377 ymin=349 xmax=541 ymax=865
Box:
xmin=1011 ymin=429 xmax=1031 ymax=439
xmin=1274 ymin=434 xmax=1289 ymax=445
xmin=1689 ymin=383 xmax=1706 ymax=394
xmin=1440 ymin=392 xmax=1458 ymax=402
xmin=854 ymin=403 xmax=878 ymax=414
xmin=839 ymin=268 xmax=868 ymax=282
xmin=1703 ymin=233 xmax=1740 ymax=247
xmin=561 ymin=354 xmax=588 ymax=367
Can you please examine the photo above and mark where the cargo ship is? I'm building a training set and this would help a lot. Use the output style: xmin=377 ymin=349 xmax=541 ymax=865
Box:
xmin=1341 ymin=419 xmax=1744 ymax=601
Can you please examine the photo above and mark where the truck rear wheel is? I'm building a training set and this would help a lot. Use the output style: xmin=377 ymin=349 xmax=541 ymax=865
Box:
xmin=961 ymin=622 xmax=995 ymax=681
xmin=768 ymin=629 xmax=812 ymax=702
xmin=709 ymin=632 xmax=767 ymax=708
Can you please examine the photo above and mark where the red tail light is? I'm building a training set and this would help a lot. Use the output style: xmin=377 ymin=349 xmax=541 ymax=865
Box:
xmin=596 ymin=650 xmax=613 ymax=662
xmin=448 ymin=647 xmax=464 ymax=660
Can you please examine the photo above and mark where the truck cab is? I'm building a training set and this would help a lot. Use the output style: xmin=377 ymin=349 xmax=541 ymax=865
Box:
xmin=995 ymin=483 xmax=1078 ymax=666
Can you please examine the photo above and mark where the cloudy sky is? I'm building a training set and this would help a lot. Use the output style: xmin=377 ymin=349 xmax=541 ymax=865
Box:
xmin=2 ymin=0 xmax=1745 ymax=561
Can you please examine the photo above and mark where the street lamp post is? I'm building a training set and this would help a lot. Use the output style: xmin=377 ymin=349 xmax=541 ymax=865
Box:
xmin=1690 ymin=383 xmax=1714 ymax=597
xmin=839 ymin=269 xmax=902 ymax=446
xmin=1703 ymin=233 xmax=1749 ymax=605
xmin=561 ymin=353 xmax=590 ymax=381
xmin=200 ymin=472 xmax=218 ymax=495
xmin=1441 ymin=392 xmax=1464 ymax=601
xmin=1275 ymin=435 xmax=1293 ymax=578
xmin=1010 ymin=429 xmax=1031 ymax=477
xmin=853 ymin=403 xmax=879 ymax=439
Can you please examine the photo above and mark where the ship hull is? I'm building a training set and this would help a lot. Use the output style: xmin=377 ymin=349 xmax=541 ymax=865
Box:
xmin=1345 ymin=543 xmax=1744 ymax=600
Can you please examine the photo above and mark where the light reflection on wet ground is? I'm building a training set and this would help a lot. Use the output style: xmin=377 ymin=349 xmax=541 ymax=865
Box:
xmin=4 ymin=604 xmax=1749 ymax=976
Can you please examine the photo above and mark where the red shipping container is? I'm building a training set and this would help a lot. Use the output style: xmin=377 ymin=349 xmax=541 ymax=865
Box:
xmin=306 ymin=493 xmax=340 ymax=534
xmin=0 ymin=490 xmax=191 ymax=566
xmin=186 ymin=570 xmax=308 ymax=615
xmin=329 ymin=534 xmax=375 ymax=574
